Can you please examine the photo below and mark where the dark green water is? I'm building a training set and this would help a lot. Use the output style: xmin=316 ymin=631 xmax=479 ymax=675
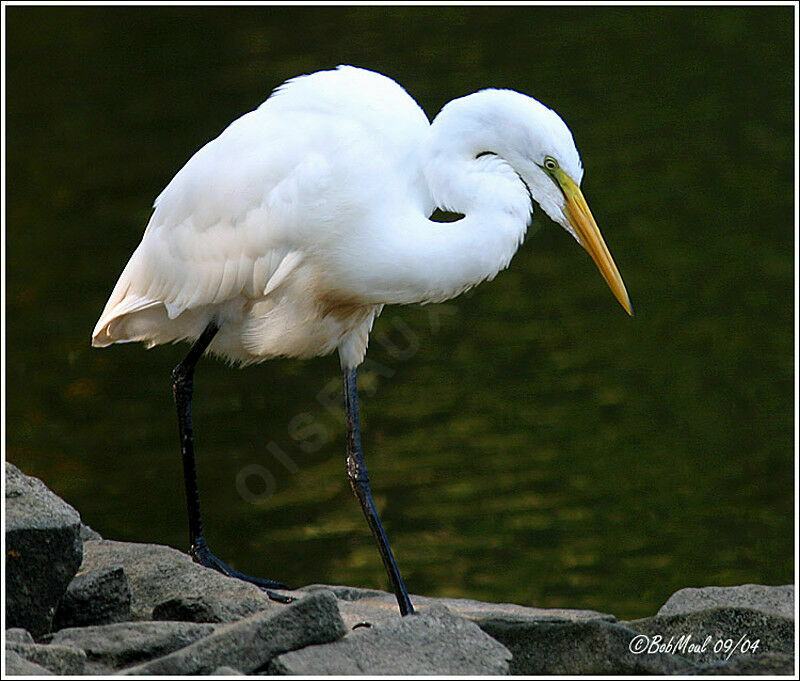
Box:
xmin=6 ymin=6 xmax=794 ymax=619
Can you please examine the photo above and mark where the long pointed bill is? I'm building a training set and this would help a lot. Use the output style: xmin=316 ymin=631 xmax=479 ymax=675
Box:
xmin=554 ymin=169 xmax=633 ymax=316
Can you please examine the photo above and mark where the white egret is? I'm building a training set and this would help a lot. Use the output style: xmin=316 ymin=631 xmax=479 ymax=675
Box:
xmin=92 ymin=65 xmax=631 ymax=616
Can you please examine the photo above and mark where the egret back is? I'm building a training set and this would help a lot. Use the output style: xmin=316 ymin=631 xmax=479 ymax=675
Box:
xmin=92 ymin=66 xmax=430 ymax=366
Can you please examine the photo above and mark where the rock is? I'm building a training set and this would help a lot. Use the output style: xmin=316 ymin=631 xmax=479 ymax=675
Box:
xmin=658 ymin=584 xmax=794 ymax=619
xmin=481 ymin=618 xmax=694 ymax=675
xmin=80 ymin=524 xmax=103 ymax=541
xmin=121 ymin=590 xmax=346 ymax=675
xmin=624 ymin=608 xmax=794 ymax=665
xmin=300 ymin=584 xmax=688 ymax=675
xmin=689 ymin=652 xmax=795 ymax=675
xmin=80 ymin=539 xmax=278 ymax=622
xmin=152 ymin=595 xmax=226 ymax=623
xmin=4 ymin=628 xmax=34 ymax=644
xmin=50 ymin=620 xmax=216 ymax=671
xmin=300 ymin=583 xmax=396 ymax=602
xmin=6 ymin=642 xmax=86 ymax=675
xmin=53 ymin=566 xmax=132 ymax=630
xmin=268 ymin=605 xmax=512 ymax=675
xmin=442 ymin=597 xmax=616 ymax=625
xmin=302 ymin=584 xmax=615 ymax=631
xmin=438 ymin=592 xmax=687 ymax=675
xmin=6 ymin=474 xmax=792 ymax=680
xmin=5 ymin=463 xmax=83 ymax=637
xmin=5 ymin=649 xmax=54 ymax=675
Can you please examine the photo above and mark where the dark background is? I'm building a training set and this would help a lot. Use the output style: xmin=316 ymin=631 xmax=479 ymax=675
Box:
xmin=5 ymin=6 xmax=794 ymax=618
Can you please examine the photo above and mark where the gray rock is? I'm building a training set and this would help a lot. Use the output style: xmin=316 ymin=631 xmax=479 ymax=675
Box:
xmin=5 ymin=649 xmax=55 ymax=675
xmin=53 ymin=566 xmax=132 ymax=630
xmin=658 ymin=584 xmax=794 ymax=619
xmin=121 ymin=590 xmax=346 ymax=675
xmin=446 ymin=594 xmax=675 ymax=675
xmin=300 ymin=583 xmax=396 ymax=602
xmin=50 ymin=620 xmax=216 ymax=670
xmin=441 ymin=596 xmax=616 ymax=625
xmin=212 ymin=666 xmax=245 ymax=675
xmin=303 ymin=584 xmax=615 ymax=631
xmin=6 ymin=641 xmax=86 ymax=675
xmin=461 ymin=597 xmax=626 ymax=673
xmin=301 ymin=584 xmax=662 ymax=675
xmin=624 ymin=608 xmax=794 ymax=665
xmin=80 ymin=524 xmax=103 ymax=541
xmin=4 ymin=628 xmax=34 ymax=644
xmin=479 ymin=617 xmax=694 ymax=675
xmin=80 ymin=539 xmax=278 ymax=622
xmin=5 ymin=462 xmax=83 ymax=637
xmin=269 ymin=605 xmax=512 ymax=675
xmin=152 ymin=594 xmax=225 ymax=623
xmin=689 ymin=652 xmax=795 ymax=675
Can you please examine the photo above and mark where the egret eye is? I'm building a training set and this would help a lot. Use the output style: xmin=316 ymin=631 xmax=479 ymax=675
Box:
xmin=543 ymin=157 xmax=558 ymax=171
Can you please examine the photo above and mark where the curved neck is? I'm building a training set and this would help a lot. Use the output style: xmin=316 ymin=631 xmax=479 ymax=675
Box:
xmin=355 ymin=136 xmax=531 ymax=306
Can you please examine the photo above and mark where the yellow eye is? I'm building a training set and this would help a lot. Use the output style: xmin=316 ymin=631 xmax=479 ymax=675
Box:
xmin=544 ymin=157 xmax=558 ymax=171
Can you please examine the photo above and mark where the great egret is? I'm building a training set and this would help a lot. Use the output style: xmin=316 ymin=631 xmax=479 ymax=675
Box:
xmin=92 ymin=65 xmax=631 ymax=617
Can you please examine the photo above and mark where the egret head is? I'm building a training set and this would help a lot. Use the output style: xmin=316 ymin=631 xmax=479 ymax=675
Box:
xmin=435 ymin=89 xmax=633 ymax=315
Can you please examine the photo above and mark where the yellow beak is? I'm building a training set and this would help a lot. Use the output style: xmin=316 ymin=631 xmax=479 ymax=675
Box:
xmin=554 ymin=168 xmax=633 ymax=316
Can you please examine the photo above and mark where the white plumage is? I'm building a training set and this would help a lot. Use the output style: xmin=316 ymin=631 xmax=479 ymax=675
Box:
xmin=91 ymin=66 xmax=632 ymax=615
xmin=92 ymin=65 xmax=630 ymax=369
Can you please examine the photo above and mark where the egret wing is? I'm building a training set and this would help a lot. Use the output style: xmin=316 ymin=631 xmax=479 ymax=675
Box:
xmin=91 ymin=109 xmax=311 ymax=346
xmin=92 ymin=66 xmax=431 ymax=349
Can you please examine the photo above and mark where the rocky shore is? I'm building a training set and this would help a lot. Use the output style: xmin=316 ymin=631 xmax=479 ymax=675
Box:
xmin=5 ymin=462 xmax=795 ymax=675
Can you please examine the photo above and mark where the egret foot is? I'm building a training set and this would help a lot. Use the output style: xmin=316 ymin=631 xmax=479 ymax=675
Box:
xmin=191 ymin=543 xmax=294 ymax=604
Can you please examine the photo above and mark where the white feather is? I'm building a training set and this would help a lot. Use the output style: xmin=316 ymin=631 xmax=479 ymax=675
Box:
xmin=93 ymin=65 xmax=600 ymax=368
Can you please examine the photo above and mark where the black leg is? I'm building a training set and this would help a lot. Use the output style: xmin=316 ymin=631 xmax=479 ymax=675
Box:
xmin=344 ymin=368 xmax=414 ymax=616
xmin=172 ymin=320 xmax=292 ymax=603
